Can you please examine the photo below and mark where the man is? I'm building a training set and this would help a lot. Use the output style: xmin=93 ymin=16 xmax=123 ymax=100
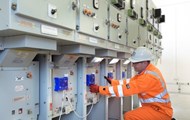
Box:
xmin=90 ymin=47 xmax=173 ymax=120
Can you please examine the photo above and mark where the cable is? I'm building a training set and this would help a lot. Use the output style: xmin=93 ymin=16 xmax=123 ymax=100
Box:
xmin=58 ymin=91 xmax=65 ymax=120
xmin=58 ymin=91 xmax=94 ymax=119
xmin=66 ymin=96 xmax=94 ymax=119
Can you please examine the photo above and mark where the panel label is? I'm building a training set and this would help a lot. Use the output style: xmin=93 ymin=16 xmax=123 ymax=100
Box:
xmin=13 ymin=96 xmax=26 ymax=102
xmin=41 ymin=25 xmax=58 ymax=36
xmin=89 ymin=37 xmax=98 ymax=44
xmin=15 ymin=85 xmax=24 ymax=92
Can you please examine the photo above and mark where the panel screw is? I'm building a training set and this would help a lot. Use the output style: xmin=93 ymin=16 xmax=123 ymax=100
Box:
xmin=11 ymin=3 xmax=17 ymax=11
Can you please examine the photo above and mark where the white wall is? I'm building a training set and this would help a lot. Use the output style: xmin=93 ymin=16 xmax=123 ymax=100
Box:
xmin=154 ymin=1 xmax=190 ymax=119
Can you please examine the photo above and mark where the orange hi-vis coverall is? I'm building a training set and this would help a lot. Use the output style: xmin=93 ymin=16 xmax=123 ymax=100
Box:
xmin=99 ymin=63 xmax=173 ymax=120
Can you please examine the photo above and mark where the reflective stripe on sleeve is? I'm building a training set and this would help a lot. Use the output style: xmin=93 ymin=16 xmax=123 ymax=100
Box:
xmin=108 ymin=86 xmax=116 ymax=97
xmin=117 ymin=85 xmax=124 ymax=97
xmin=126 ymin=79 xmax=130 ymax=84
xmin=119 ymin=80 xmax=124 ymax=85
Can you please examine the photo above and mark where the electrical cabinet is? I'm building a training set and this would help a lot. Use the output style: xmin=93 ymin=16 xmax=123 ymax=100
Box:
xmin=153 ymin=36 xmax=159 ymax=56
xmin=15 ymin=0 xmax=76 ymax=30
xmin=158 ymin=39 xmax=163 ymax=57
xmin=153 ymin=32 xmax=163 ymax=58
xmin=145 ymin=0 xmax=155 ymax=48
xmin=139 ymin=28 xmax=148 ymax=47
xmin=126 ymin=0 xmax=139 ymax=48
xmin=147 ymin=28 xmax=154 ymax=46
xmin=147 ymin=0 xmax=155 ymax=25
xmin=154 ymin=38 xmax=162 ymax=58
xmin=137 ymin=0 xmax=148 ymax=47
xmin=0 ymin=62 xmax=39 ymax=120
xmin=38 ymin=54 xmax=79 ymax=120
xmin=77 ymin=0 xmax=108 ymax=40
xmin=152 ymin=28 xmax=159 ymax=56
xmin=52 ymin=55 xmax=78 ymax=118
xmin=52 ymin=69 xmax=77 ymax=117
xmin=146 ymin=0 xmax=163 ymax=59
xmin=127 ymin=18 xmax=139 ymax=48
xmin=0 ymin=0 xmax=75 ymax=41
xmin=108 ymin=4 xmax=127 ymax=45
xmin=86 ymin=57 xmax=101 ymax=105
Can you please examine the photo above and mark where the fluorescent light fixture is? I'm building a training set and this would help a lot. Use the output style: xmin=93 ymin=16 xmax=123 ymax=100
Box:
xmin=91 ymin=57 xmax=104 ymax=63
xmin=123 ymin=59 xmax=130 ymax=65
xmin=109 ymin=58 xmax=119 ymax=64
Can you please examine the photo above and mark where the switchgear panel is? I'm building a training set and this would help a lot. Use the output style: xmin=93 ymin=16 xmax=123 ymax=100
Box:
xmin=52 ymin=69 xmax=77 ymax=117
xmin=138 ymin=0 xmax=148 ymax=47
xmin=139 ymin=26 xmax=148 ymax=47
xmin=126 ymin=0 xmax=139 ymax=48
xmin=139 ymin=31 xmax=148 ymax=47
xmin=157 ymin=49 xmax=162 ymax=58
xmin=86 ymin=58 xmax=101 ymax=105
xmin=0 ymin=0 xmax=75 ymax=42
xmin=77 ymin=0 xmax=108 ymax=39
xmin=153 ymin=36 xmax=158 ymax=55
xmin=14 ymin=0 xmax=76 ymax=30
xmin=146 ymin=0 xmax=155 ymax=45
xmin=147 ymin=31 xmax=154 ymax=44
xmin=158 ymin=39 xmax=163 ymax=57
xmin=146 ymin=0 xmax=155 ymax=25
xmin=52 ymin=55 xmax=78 ymax=118
xmin=108 ymin=4 xmax=127 ymax=45
xmin=0 ymin=62 xmax=39 ymax=120
xmin=154 ymin=37 xmax=162 ymax=58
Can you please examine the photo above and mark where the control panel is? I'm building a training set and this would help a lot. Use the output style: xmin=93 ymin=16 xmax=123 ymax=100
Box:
xmin=77 ymin=0 xmax=108 ymax=39
xmin=0 ymin=62 xmax=39 ymax=120
xmin=108 ymin=4 xmax=127 ymax=45
xmin=15 ymin=0 xmax=76 ymax=30
xmin=52 ymin=55 xmax=78 ymax=118
xmin=0 ymin=0 xmax=76 ymax=42
xmin=86 ymin=57 xmax=101 ymax=105
xmin=126 ymin=0 xmax=139 ymax=48
xmin=138 ymin=0 xmax=148 ymax=47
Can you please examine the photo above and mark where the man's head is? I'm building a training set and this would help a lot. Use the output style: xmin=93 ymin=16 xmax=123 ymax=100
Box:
xmin=129 ymin=47 xmax=153 ymax=73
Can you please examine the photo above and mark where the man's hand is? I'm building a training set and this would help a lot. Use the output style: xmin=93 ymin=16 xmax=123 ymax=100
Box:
xmin=104 ymin=76 xmax=112 ymax=84
xmin=89 ymin=84 xmax=99 ymax=93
